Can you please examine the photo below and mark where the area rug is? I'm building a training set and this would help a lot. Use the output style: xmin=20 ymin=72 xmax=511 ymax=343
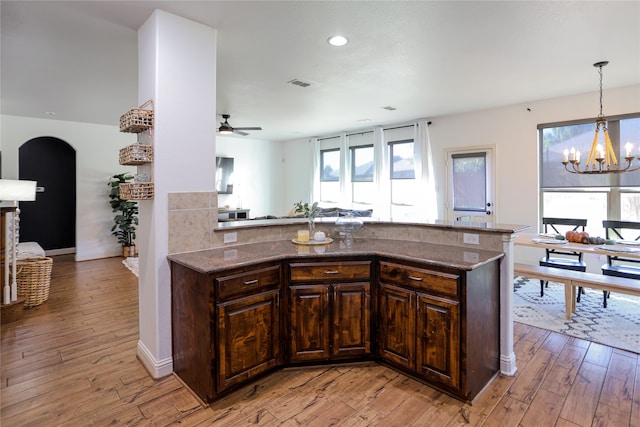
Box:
xmin=514 ymin=277 xmax=640 ymax=354
xmin=122 ymin=257 xmax=139 ymax=277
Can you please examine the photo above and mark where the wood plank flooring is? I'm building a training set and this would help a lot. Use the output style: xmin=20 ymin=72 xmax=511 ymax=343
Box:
xmin=2 ymin=255 xmax=639 ymax=426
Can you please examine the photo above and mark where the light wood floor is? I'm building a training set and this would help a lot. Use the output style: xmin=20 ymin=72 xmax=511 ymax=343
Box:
xmin=1 ymin=255 xmax=639 ymax=426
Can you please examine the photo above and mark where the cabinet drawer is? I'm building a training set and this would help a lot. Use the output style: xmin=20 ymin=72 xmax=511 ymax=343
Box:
xmin=379 ymin=261 xmax=459 ymax=298
xmin=216 ymin=264 xmax=280 ymax=300
xmin=289 ymin=261 xmax=371 ymax=282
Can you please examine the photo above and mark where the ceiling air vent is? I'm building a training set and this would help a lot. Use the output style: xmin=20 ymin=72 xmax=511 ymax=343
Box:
xmin=287 ymin=79 xmax=312 ymax=88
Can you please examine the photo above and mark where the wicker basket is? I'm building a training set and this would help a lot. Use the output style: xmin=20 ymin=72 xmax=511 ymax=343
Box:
xmin=120 ymin=182 xmax=154 ymax=200
xmin=15 ymin=257 xmax=53 ymax=308
xmin=119 ymin=100 xmax=154 ymax=133
xmin=119 ymin=144 xmax=153 ymax=165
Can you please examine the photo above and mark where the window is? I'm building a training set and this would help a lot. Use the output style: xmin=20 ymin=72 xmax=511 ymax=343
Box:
xmin=350 ymin=144 xmax=374 ymax=204
xmin=350 ymin=145 xmax=374 ymax=182
xmin=539 ymin=113 xmax=640 ymax=235
xmin=320 ymin=148 xmax=340 ymax=181
xmin=389 ymin=140 xmax=415 ymax=206
xmin=312 ymin=125 xmax=433 ymax=220
xmin=320 ymin=148 xmax=340 ymax=203
xmin=451 ymin=152 xmax=487 ymax=212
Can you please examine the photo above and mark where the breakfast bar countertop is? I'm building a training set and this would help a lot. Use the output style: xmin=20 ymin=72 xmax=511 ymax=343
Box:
xmin=167 ymin=238 xmax=505 ymax=274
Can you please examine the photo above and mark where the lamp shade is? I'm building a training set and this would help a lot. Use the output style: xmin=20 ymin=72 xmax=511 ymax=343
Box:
xmin=0 ymin=179 xmax=37 ymax=201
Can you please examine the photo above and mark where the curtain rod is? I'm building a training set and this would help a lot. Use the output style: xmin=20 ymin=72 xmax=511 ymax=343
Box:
xmin=383 ymin=121 xmax=431 ymax=131
xmin=313 ymin=120 xmax=432 ymax=141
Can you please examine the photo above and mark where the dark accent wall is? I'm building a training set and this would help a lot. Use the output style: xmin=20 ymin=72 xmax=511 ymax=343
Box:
xmin=19 ymin=137 xmax=76 ymax=251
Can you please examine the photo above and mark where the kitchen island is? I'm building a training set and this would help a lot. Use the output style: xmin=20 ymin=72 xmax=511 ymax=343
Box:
xmin=169 ymin=233 xmax=514 ymax=403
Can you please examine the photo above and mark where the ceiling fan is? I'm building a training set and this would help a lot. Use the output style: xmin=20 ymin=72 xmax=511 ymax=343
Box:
xmin=217 ymin=114 xmax=262 ymax=136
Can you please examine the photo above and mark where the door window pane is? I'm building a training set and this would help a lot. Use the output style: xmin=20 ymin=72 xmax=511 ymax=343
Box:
xmin=452 ymin=153 xmax=486 ymax=212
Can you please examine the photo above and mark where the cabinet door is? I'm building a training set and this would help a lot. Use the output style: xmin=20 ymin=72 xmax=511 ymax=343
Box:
xmin=415 ymin=293 xmax=460 ymax=389
xmin=378 ymin=283 xmax=415 ymax=370
xmin=217 ymin=290 xmax=281 ymax=391
xmin=289 ymin=284 xmax=331 ymax=362
xmin=332 ymin=282 xmax=371 ymax=358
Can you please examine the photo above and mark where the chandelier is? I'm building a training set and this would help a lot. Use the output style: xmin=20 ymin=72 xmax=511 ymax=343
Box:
xmin=563 ymin=61 xmax=640 ymax=174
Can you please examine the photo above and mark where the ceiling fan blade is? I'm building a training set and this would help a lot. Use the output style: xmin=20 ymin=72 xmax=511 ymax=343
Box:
xmin=233 ymin=127 xmax=262 ymax=131
xmin=233 ymin=129 xmax=249 ymax=136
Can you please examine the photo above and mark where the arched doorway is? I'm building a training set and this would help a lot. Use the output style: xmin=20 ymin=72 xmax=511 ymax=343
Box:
xmin=19 ymin=137 xmax=76 ymax=253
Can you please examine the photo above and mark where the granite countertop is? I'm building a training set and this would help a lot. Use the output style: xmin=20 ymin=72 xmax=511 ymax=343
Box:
xmin=167 ymin=238 xmax=505 ymax=274
xmin=215 ymin=216 xmax=530 ymax=234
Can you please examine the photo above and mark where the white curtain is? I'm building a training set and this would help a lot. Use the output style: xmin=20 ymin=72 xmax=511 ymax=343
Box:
xmin=373 ymin=126 xmax=391 ymax=220
xmin=413 ymin=119 xmax=438 ymax=220
xmin=340 ymin=132 xmax=351 ymax=207
xmin=310 ymin=137 xmax=320 ymax=203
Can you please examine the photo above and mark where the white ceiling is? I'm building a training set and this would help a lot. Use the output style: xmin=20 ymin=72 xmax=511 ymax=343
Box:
xmin=2 ymin=1 xmax=639 ymax=142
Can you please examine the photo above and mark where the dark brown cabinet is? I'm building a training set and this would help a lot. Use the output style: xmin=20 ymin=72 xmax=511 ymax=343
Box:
xmin=378 ymin=269 xmax=460 ymax=390
xmin=171 ymin=252 xmax=499 ymax=403
xmin=288 ymin=260 xmax=371 ymax=363
xmin=415 ymin=293 xmax=460 ymax=389
xmin=171 ymin=261 xmax=281 ymax=402
xmin=378 ymin=283 xmax=415 ymax=370
xmin=216 ymin=289 xmax=281 ymax=391
xmin=378 ymin=259 xmax=498 ymax=400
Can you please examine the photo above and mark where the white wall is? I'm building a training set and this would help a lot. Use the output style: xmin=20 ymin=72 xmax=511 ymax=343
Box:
xmin=216 ymin=135 xmax=286 ymax=217
xmin=0 ymin=114 xmax=135 ymax=260
xmin=281 ymin=137 xmax=315 ymax=214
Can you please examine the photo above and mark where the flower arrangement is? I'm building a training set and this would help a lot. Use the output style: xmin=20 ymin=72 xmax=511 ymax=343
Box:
xmin=294 ymin=201 xmax=319 ymax=219
xmin=294 ymin=201 xmax=319 ymax=233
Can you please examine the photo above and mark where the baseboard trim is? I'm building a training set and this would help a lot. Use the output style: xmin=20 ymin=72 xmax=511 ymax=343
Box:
xmin=137 ymin=340 xmax=173 ymax=379
xmin=500 ymin=352 xmax=517 ymax=376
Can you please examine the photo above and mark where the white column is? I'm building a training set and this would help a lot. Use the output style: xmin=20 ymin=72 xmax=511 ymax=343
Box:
xmin=136 ymin=10 xmax=216 ymax=378
xmin=499 ymin=234 xmax=517 ymax=375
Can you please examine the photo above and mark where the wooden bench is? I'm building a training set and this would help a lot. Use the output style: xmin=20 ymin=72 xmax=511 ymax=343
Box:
xmin=514 ymin=263 xmax=640 ymax=320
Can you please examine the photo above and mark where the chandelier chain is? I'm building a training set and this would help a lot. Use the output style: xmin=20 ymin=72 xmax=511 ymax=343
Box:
xmin=598 ymin=63 xmax=604 ymax=119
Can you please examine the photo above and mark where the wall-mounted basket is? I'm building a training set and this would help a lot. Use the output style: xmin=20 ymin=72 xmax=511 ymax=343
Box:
xmin=119 ymin=99 xmax=154 ymax=133
xmin=120 ymin=182 xmax=154 ymax=200
xmin=119 ymin=144 xmax=153 ymax=165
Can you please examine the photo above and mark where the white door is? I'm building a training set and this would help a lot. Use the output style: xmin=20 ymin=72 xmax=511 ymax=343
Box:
xmin=445 ymin=147 xmax=496 ymax=222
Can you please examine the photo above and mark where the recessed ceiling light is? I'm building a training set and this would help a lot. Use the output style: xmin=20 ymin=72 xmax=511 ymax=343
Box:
xmin=45 ymin=111 xmax=56 ymax=116
xmin=327 ymin=35 xmax=348 ymax=47
xmin=357 ymin=118 xmax=372 ymax=123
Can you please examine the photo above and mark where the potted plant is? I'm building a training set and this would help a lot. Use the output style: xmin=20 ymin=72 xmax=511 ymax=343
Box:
xmin=294 ymin=201 xmax=319 ymax=234
xmin=108 ymin=173 xmax=139 ymax=257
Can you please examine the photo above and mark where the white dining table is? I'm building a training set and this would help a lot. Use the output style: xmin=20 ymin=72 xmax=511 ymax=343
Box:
xmin=514 ymin=232 xmax=640 ymax=260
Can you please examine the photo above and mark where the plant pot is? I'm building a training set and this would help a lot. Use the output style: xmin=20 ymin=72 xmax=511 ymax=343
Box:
xmin=123 ymin=245 xmax=137 ymax=258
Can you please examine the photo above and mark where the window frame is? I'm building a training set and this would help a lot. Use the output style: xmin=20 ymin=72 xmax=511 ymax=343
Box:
xmin=538 ymin=112 xmax=640 ymax=233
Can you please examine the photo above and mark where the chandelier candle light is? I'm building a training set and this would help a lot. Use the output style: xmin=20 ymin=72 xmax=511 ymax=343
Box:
xmin=563 ymin=61 xmax=640 ymax=174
